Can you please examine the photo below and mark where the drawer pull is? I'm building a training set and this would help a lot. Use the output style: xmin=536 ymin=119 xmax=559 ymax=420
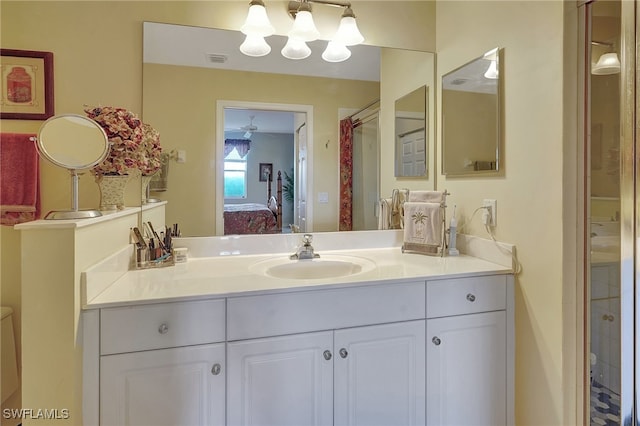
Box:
xmin=211 ymin=363 xmax=222 ymax=375
xmin=466 ymin=293 xmax=476 ymax=302
xmin=432 ymin=336 xmax=441 ymax=346
xmin=339 ymin=348 xmax=348 ymax=359
xmin=323 ymin=350 xmax=332 ymax=361
xmin=158 ymin=323 xmax=169 ymax=334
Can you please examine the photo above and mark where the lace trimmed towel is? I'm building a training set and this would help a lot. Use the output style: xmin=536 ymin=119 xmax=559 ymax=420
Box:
xmin=403 ymin=202 xmax=443 ymax=255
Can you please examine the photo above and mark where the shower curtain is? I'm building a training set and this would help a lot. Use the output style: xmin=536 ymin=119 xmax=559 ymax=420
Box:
xmin=339 ymin=117 xmax=353 ymax=231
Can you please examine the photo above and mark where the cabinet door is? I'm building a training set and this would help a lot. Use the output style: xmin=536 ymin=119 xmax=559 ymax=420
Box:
xmin=227 ymin=331 xmax=333 ymax=426
xmin=426 ymin=311 xmax=506 ymax=426
xmin=334 ymin=320 xmax=426 ymax=426
xmin=100 ymin=343 xmax=225 ymax=426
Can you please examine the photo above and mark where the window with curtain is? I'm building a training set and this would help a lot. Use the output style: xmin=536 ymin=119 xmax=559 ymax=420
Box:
xmin=224 ymin=139 xmax=250 ymax=199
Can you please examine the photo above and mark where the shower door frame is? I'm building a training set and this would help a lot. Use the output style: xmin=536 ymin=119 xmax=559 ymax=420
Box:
xmin=581 ymin=0 xmax=636 ymax=424
xmin=620 ymin=0 xmax=637 ymax=424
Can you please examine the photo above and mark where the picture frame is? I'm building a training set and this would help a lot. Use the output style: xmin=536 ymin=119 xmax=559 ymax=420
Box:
xmin=259 ymin=163 xmax=273 ymax=182
xmin=1 ymin=49 xmax=54 ymax=120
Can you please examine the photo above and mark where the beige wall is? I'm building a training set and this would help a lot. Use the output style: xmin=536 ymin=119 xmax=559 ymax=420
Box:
xmin=143 ymin=64 xmax=379 ymax=235
xmin=436 ymin=1 xmax=577 ymax=425
xmin=0 ymin=1 xmax=435 ymax=422
xmin=442 ymin=90 xmax=497 ymax=174
xmin=2 ymin=1 xmax=589 ymax=425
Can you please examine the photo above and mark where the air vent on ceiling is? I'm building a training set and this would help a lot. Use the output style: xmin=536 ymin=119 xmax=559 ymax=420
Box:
xmin=206 ymin=54 xmax=228 ymax=64
xmin=450 ymin=78 xmax=468 ymax=86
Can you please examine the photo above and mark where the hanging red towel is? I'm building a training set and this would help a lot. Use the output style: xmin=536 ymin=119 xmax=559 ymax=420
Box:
xmin=0 ymin=133 xmax=40 ymax=225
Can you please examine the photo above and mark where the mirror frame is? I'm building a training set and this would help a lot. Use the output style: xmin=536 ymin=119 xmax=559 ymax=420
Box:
xmin=441 ymin=47 xmax=503 ymax=177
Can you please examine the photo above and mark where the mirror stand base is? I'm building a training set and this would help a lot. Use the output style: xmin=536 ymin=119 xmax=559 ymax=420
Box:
xmin=44 ymin=209 xmax=102 ymax=220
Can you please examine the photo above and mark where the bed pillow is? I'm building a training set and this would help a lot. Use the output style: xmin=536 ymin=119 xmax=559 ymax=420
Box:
xmin=268 ymin=196 xmax=278 ymax=213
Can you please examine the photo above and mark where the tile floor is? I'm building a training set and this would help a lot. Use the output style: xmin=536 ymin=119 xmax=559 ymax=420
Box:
xmin=591 ymin=381 xmax=621 ymax=425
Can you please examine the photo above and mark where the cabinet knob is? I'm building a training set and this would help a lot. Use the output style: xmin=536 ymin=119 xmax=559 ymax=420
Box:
xmin=211 ymin=363 xmax=222 ymax=375
xmin=323 ymin=350 xmax=332 ymax=361
xmin=602 ymin=314 xmax=615 ymax=322
xmin=339 ymin=348 xmax=348 ymax=359
xmin=158 ymin=323 xmax=169 ymax=334
xmin=432 ymin=336 xmax=441 ymax=346
xmin=466 ymin=293 xmax=476 ymax=302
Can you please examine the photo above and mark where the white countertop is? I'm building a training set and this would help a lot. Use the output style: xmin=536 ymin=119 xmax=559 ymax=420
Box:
xmin=84 ymin=247 xmax=512 ymax=309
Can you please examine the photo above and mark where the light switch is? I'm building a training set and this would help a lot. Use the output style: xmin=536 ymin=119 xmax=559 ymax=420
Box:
xmin=177 ymin=150 xmax=187 ymax=163
xmin=318 ymin=192 xmax=329 ymax=203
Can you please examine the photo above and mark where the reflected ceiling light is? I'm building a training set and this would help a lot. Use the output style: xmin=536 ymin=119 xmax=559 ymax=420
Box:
xmin=482 ymin=47 xmax=498 ymax=79
xmin=241 ymin=0 xmax=275 ymax=37
xmin=592 ymin=52 xmax=621 ymax=75
xmin=484 ymin=60 xmax=498 ymax=79
xmin=281 ymin=37 xmax=312 ymax=60
xmin=591 ymin=40 xmax=620 ymax=75
xmin=322 ymin=41 xmax=351 ymax=62
xmin=240 ymin=34 xmax=271 ymax=57
xmin=239 ymin=0 xmax=364 ymax=63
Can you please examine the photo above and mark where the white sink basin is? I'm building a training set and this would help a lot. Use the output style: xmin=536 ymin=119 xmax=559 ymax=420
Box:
xmin=250 ymin=255 xmax=376 ymax=280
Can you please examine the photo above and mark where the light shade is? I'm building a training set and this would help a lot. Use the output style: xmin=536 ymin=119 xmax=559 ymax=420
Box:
xmin=241 ymin=0 xmax=275 ymax=37
xmin=322 ymin=41 xmax=351 ymax=62
xmin=592 ymin=52 xmax=621 ymax=75
xmin=288 ymin=3 xmax=320 ymax=42
xmin=281 ymin=37 xmax=312 ymax=60
xmin=484 ymin=60 xmax=498 ymax=79
xmin=240 ymin=34 xmax=271 ymax=57
xmin=333 ymin=8 xmax=364 ymax=46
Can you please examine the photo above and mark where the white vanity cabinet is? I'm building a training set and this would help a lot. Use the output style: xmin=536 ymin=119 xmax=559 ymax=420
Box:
xmin=88 ymin=273 xmax=513 ymax=426
xmin=425 ymin=275 xmax=513 ymax=426
xmin=98 ymin=299 xmax=227 ymax=426
xmin=226 ymin=282 xmax=427 ymax=426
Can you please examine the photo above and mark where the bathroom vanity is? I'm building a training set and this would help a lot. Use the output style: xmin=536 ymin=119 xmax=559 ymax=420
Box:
xmin=81 ymin=231 xmax=515 ymax=426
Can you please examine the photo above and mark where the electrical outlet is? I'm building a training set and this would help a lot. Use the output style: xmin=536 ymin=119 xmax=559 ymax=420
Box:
xmin=482 ymin=199 xmax=497 ymax=227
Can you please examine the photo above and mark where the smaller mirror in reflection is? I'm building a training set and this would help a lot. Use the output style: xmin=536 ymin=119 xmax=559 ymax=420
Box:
xmin=395 ymin=85 xmax=427 ymax=177
xmin=442 ymin=47 xmax=502 ymax=176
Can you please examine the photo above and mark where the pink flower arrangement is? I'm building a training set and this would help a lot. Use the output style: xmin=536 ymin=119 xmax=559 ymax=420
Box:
xmin=84 ymin=106 xmax=162 ymax=176
xmin=138 ymin=123 xmax=163 ymax=176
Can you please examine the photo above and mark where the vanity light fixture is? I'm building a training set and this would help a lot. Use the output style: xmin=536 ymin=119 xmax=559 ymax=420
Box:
xmin=591 ymin=40 xmax=620 ymax=75
xmin=240 ymin=0 xmax=364 ymax=63
xmin=240 ymin=0 xmax=275 ymax=57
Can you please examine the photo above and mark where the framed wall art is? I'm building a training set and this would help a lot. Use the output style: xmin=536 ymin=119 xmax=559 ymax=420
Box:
xmin=259 ymin=163 xmax=273 ymax=182
xmin=1 ymin=49 xmax=54 ymax=120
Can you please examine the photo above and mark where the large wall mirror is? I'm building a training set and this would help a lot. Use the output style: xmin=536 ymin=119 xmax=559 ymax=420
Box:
xmin=442 ymin=47 xmax=502 ymax=176
xmin=143 ymin=22 xmax=435 ymax=237
xmin=395 ymin=85 xmax=427 ymax=177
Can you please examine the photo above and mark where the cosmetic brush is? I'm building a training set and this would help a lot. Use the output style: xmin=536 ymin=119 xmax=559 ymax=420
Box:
xmin=147 ymin=222 xmax=166 ymax=250
xmin=132 ymin=227 xmax=147 ymax=249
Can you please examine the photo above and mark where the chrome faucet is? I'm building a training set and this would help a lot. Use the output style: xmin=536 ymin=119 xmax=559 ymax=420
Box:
xmin=290 ymin=234 xmax=320 ymax=260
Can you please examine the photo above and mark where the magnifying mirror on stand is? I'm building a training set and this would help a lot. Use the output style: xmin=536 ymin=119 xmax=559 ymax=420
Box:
xmin=35 ymin=114 xmax=110 ymax=219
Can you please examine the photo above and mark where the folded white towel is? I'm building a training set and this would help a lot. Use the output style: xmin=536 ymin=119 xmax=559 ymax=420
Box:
xmin=378 ymin=198 xmax=392 ymax=230
xmin=408 ymin=190 xmax=445 ymax=203
xmin=403 ymin=202 xmax=443 ymax=254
